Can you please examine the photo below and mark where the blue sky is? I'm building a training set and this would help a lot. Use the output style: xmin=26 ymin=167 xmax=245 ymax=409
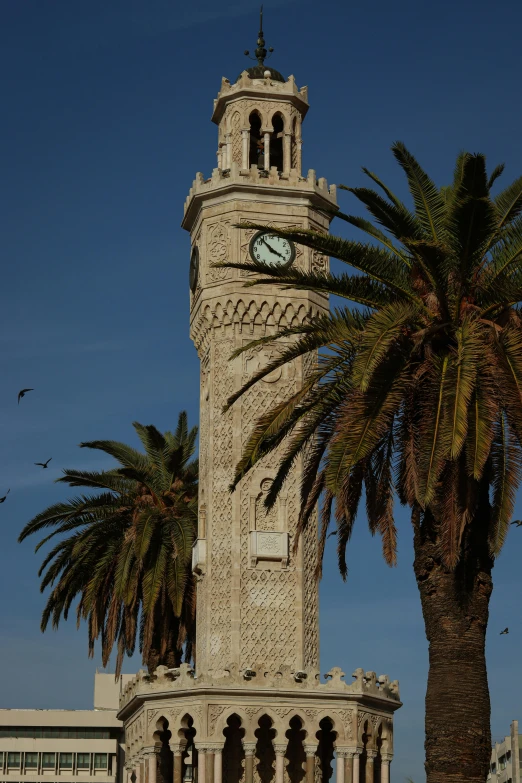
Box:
xmin=1 ymin=0 xmax=522 ymax=780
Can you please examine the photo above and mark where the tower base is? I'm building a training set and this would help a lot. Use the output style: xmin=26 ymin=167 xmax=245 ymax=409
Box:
xmin=118 ymin=664 xmax=400 ymax=783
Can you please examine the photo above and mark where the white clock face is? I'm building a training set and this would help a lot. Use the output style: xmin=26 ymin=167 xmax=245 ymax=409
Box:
xmin=250 ymin=231 xmax=295 ymax=267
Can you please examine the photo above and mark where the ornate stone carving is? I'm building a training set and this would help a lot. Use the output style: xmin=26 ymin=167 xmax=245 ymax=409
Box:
xmin=336 ymin=710 xmax=354 ymax=740
xmin=255 ymin=479 xmax=278 ymax=532
xmin=208 ymin=705 xmax=227 ymax=735
xmin=231 ymin=111 xmax=242 ymax=166
xmin=311 ymin=249 xmax=328 ymax=273
xmin=207 ymin=221 xmax=232 ymax=282
xmin=272 ymin=707 xmax=292 ymax=719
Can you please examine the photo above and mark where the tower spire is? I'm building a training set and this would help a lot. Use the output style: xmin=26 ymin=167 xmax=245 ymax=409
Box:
xmin=244 ymin=5 xmax=274 ymax=68
xmin=255 ymin=5 xmax=266 ymax=66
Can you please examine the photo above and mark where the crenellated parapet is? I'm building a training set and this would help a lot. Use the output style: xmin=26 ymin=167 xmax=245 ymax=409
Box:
xmin=212 ymin=71 xmax=309 ymax=126
xmin=182 ymin=163 xmax=337 ymax=228
xmin=119 ymin=663 xmax=400 ymax=713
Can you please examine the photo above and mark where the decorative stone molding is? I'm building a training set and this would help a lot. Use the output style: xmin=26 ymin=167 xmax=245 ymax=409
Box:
xmin=273 ymin=744 xmax=287 ymax=757
xmin=243 ymin=742 xmax=257 ymax=757
xmin=190 ymin=297 xmax=317 ymax=354
xmin=304 ymin=745 xmax=317 ymax=757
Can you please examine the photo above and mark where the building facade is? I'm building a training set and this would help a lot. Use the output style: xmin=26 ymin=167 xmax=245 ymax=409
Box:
xmin=488 ymin=720 xmax=521 ymax=783
xmin=0 ymin=675 xmax=131 ymax=783
xmin=118 ymin=15 xmax=401 ymax=783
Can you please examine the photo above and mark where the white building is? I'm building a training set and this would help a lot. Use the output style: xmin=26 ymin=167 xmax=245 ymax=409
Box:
xmin=488 ymin=720 xmax=521 ymax=783
xmin=0 ymin=674 xmax=132 ymax=783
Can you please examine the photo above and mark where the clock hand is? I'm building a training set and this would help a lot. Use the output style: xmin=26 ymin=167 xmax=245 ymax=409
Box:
xmin=261 ymin=236 xmax=286 ymax=260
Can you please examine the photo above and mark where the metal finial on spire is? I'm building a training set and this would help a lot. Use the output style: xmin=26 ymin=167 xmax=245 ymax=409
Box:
xmin=244 ymin=4 xmax=274 ymax=67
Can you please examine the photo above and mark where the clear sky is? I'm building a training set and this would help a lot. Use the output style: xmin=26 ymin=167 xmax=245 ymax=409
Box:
xmin=1 ymin=0 xmax=522 ymax=780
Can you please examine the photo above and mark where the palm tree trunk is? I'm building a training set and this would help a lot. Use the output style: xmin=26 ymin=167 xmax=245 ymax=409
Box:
xmin=412 ymin=499 xmax=494 ymax=783
xmin=146 ymin=604 xmax=182 ymax=673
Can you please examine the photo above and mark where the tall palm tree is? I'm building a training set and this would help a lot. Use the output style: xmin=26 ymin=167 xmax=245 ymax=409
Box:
xmin=217 ymin=144 xmax=522 ymax=783
xmin=19 ymin=413 xmax=198 ymax=676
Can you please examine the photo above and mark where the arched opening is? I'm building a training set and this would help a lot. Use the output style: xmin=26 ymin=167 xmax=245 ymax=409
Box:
xmin=359 ymin=721 xmax=369 ymax=783
xmin=270 ymin=114 xmax=284 ymax=172
xmin=285 ymin=716 xmax=306 ymax=783
xmin=255 ymin=715 xmax=276 ymax=783
xmin=223 ymin=714 xmax=245 ymax=783
xmin=153 ymin=718 xmax=173 ymax=783
xmin=249 ymin=112 xmax=263 ymax=168
xmin=179 ymin=715 xmax=197 ymax=783
xmin=315 ymin=718 xmax=335 ymax=783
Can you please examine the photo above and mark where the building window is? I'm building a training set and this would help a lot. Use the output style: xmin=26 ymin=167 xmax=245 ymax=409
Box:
xmin=0 ymin=726 xmax=111 ymax=739
xmin=94 ymin=754 xmax=108 ymax=769
xmin=42 ymin=753 xmax=56 ymax=769
xmin=77 ymin=753 xmax=91 ymax=769
xmin=25 ymin=753 xmax=38 ymax=769
xmin=8 ymin=752 xmax=21 ymax=768
xmin=60 ymin=753 xmax=73 ymax=769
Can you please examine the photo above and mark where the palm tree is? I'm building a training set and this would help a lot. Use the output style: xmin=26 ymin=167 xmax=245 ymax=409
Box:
xmin=217 ymin=144 xmax=522 ymax=783
xmin=19 ymin=413 xmax=198 ymax=676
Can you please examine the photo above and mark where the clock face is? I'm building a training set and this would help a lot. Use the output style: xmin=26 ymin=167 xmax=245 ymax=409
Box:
xmin=249 ymin=231 xmax=296 ymax=268
xmin=189 ymin=246 xmax=199 ymax=293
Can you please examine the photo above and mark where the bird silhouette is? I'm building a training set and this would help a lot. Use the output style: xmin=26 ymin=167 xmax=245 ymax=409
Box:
xmin=35 ymin=458 xmax=52 ymax=469
xmin=18 ymin=388 xmax=34 ymax=404
xmin=0 ymin=489 xmax=10 ymax=503
xmin=511 ymin=520 xmax=522 ymax=527
xmin=327 ymin=529 xmax=337 ymax=538
xmin=500 ymin=628 xmax=509 ymax=635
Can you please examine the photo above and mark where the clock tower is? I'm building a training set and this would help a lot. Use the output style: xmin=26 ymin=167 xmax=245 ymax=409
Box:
xmin=118 ymin=15 xmax=401 ymax=783
xmin=183 ymin=16 xmax=336 ymax=681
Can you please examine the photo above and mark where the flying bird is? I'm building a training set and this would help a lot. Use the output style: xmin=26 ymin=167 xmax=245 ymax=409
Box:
xmin=0 ymin=489 xmax=10 ymax=503
xmin=500 ymin=628 xmax=509 ymax=635
xmin=35 ymin=458 xmax=52 ymax=469
xmin=327 ymin=529 xmax=337 ymax=538
xmin=17 ymin=388 xmax=34 ymax=404
xmin=511 ymin=520 xmax=522 ymax=527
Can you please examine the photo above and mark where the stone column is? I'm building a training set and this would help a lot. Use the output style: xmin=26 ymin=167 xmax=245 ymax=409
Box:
xmin=296 ymin=139 xmax=302 ymax=176
xmin=380 ymin=753 xmax=392 ymax=783
xmin=243 ymin=743 xmax=256 ymax=783
xmin=263 ymin=132 xmax=271 ymax=170
xmin=241 ymin=130 xmax=249 ymax=170
xmin=283 ymin=132 xmax=292 ymax=175
xmin=173 ymin=750 xmax=183 ymax=783
xmin=274 ymin=744 xmax=286 ymax=783
xmin=335 ymin=751 xmax=345 ymax=783
xmin=352 ymin=751 xmax=361 ymax=783
xmin=304 ymin=745 xmax=317 ymax=783
xmin=343 ymin=752 xmax=354 ymax=783
xmin=198 ymin=748 xmax=206 ymax=783
xmin=213 ymin=749 xmax=222 ymax=783
xmin=205 ymin=750 xmax=215 ymax=783
xmin=216 ymin=148 xmax=222 ymax=169
xmin=147 ymin=752 xmax=157 ymax=783
xmin=365 ymin=751 xmax=377 ymax=783
xmin=225 ymin=134 xmax=232 ymax=170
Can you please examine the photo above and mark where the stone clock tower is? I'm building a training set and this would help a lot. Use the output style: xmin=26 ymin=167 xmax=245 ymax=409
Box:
xmin=118 ymin=15 xmax=401 ymax=783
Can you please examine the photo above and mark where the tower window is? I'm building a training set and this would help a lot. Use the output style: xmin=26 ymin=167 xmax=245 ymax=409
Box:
xmin=249 ymin=112 xmax=263 ymax=167
xmin=270 ymin=113 xmax=284 ymax=172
